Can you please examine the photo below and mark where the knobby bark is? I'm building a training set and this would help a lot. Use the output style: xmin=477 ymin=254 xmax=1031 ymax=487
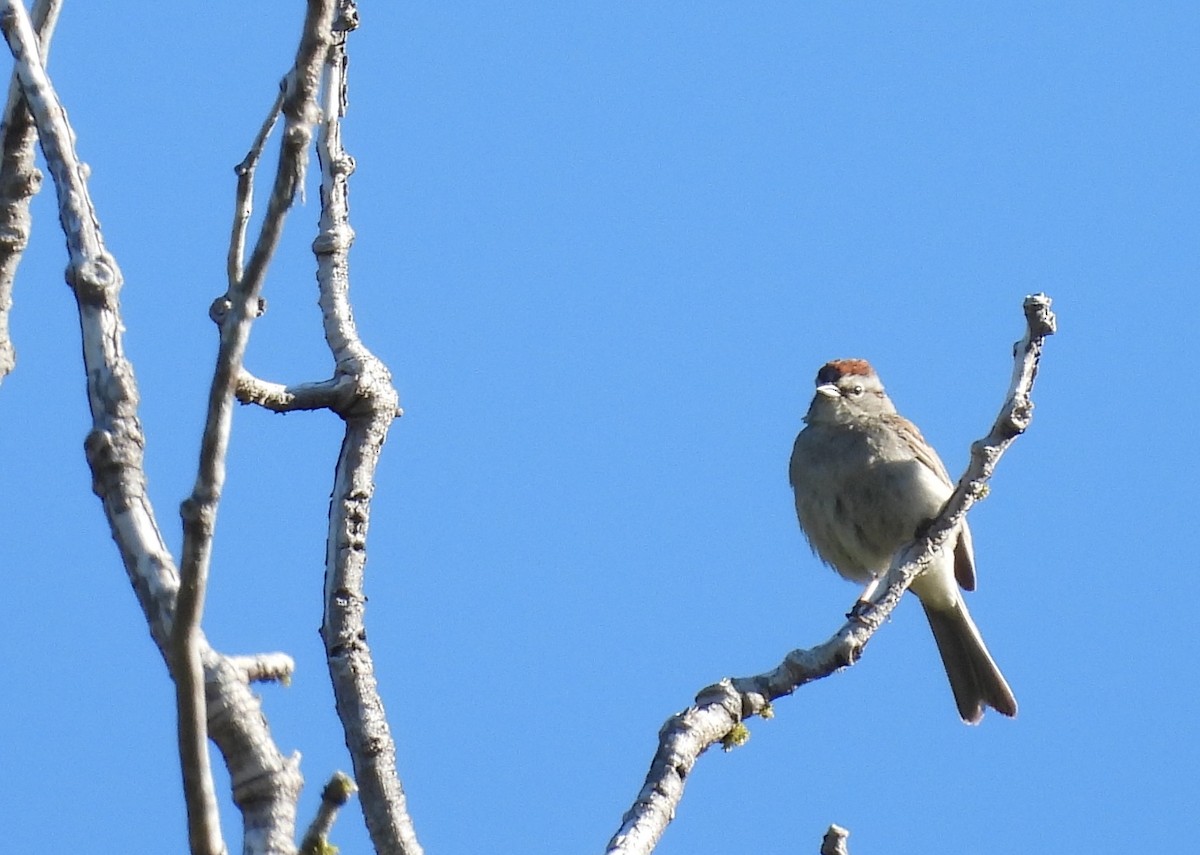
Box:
xmin=233 ymin=3 xmax=422 ymax=852
xmin=0 ymin=0 xmax=58 ymax=383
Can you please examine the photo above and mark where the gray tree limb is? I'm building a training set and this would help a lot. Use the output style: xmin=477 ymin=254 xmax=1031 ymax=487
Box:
xmin=232 ymin=2 xmax=421 ymax=852
xmin=312 ymin=4 xmax=421 ymax=852
xmin=0 ymin=1 xmax=352 ymax=851
xmin=175 ymin=0 xmax=337 ymax=847
xmin=0 ymin=0 xmax=58 ymax=383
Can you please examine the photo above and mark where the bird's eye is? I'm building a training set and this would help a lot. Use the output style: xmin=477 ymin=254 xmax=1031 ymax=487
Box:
xmin=850 ymin=384 xmax=864 ymax=396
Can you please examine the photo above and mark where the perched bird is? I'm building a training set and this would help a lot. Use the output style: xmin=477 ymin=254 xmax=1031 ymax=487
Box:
xmin=788 ymin=358 xmax=1016 ymax=723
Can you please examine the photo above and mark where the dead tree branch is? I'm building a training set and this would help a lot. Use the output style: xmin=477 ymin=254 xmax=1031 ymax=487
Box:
xmin=175 ymin=0 xmax=336 ymax=847
xmin=312 ymin=3 xmax=420 ymax=850
xmin=230 ymin=2 xmax=421 ymax=852
xmin=0 ymin=1 xmax=362 ymax=852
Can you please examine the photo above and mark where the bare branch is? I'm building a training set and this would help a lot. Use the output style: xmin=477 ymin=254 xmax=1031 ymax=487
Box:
xmin=228 ymin=83 xmax=285 ymax=288
xmin=0 ymin=5 xmax=228 ymax=854
xmin=310 ymin=5 xmax=421 ymax=854
xmin=0 ymin=0 xmax=59 ymax=383
xmin=173 ymin=564 xmax=227 ymax=854
xmin=237 ymin=0 xmax=336 ymax=304
xmin=183 ymin=0 xmax=339 ymax=607
xmin=174 ymin=625 xmax=228 ymax=855
xmin=228 ymin=653 xmax=296 ymax=685
xmin=1 ymin=4 xmax=310 ymax=852
xmin=235 ymin=370 xmax=358 ymax=413
xmin=175 ymin=3 xmax=338 ymax=852
xmin=606 ymin=294 xmax=1057 ymax=855
xmin=820 ymin=824 xmax=851 ymax=855
xmin=300 ymin=772 xmax=358 ymax=855
xmin=181 ymin=0 xmax=338 ymax=636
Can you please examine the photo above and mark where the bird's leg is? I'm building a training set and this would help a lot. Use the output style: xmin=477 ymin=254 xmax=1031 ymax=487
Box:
xmin=847 ymin=577 xmax=884 ymax=619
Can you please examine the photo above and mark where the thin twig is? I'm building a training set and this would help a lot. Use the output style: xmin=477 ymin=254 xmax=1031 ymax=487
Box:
xmin=227 ymin=653 xmax=296 ymax=685
xmin=606 ymin=294 xmax=1057 ymax=855
xmin=187 ymin=0 xmax=336 ymax=596
xmin=228 ymin=83 xmax=285 ymax=288
xmin=237 ymin=0 xmax=335 ymax=305
xmin=235 ymin=369 xmax=355 ymax=413
xmin=182 ymin=0 xmax=337 ymax=611
xmin=0 ymin=0 xmax=59 ymax=383
xmin=300 ymin=772 xmax=358 ymax=855
xmin=176 ymin=2 xmax=337 ymax=851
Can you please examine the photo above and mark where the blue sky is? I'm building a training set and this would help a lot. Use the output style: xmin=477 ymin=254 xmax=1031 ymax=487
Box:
xmin=2 ymin=2 xmax=1197 ymax=853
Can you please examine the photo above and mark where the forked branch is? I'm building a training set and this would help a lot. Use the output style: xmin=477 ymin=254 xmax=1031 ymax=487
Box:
xmin=230 ymin=2 xmax=420 ymax=852
xmin=0 ymin=1 xmax=355 ymax=852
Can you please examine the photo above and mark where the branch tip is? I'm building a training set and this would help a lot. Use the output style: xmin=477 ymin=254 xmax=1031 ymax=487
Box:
xmin=820 ymin=824 xmax=851 ymax=855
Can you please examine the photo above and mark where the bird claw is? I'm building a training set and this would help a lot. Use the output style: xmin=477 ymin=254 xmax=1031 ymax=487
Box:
xmin=845 ymin=599 xmax=873 ymax=621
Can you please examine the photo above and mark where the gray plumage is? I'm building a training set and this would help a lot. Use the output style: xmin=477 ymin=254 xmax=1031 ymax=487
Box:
xmin=789 ymin=359 xmax=1016 ymax=723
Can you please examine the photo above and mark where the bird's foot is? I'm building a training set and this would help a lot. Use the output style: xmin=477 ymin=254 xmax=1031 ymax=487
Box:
xmin=845 ymin=598 xmax=873 ymax=622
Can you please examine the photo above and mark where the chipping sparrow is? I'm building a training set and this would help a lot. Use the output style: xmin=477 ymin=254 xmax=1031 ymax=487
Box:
xmin=788 ymin=358 xmax=1017 ymax=723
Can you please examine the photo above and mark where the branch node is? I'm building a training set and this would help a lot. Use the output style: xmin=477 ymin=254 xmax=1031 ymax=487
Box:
xmin=84 ymin=426 xmax=146 ymax=508
xmin=0 ymin=163 xmax=41 ymax=206
xmin=65 ymin=255 xmax=120 ymax=305
xmin=208 ymin=297 xmax=232 ymax=325
xmin=695 ymin=678 xmax=741 ymax=719
xmin=311 ymin=222 xmax=354 ymax=255
xmin=179 ymin=495 xmax=217 ymax=537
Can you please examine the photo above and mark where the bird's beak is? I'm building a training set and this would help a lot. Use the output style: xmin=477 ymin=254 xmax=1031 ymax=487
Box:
xmin=815 ymin=383 xmax=840 ymax=399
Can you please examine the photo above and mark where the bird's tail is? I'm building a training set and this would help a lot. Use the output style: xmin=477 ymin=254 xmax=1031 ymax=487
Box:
xmin=920 ymin=598 xmax=1018 ymax=724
